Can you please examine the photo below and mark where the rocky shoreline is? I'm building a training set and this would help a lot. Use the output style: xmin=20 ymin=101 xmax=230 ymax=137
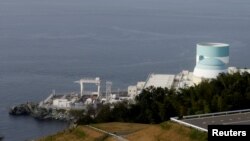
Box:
xmin=9 ymin=102 xmax=74 ymax=121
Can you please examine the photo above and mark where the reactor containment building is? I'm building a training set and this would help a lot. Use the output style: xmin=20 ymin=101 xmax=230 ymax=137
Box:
xmin=193 ymin=43 xmax=229 ymax=79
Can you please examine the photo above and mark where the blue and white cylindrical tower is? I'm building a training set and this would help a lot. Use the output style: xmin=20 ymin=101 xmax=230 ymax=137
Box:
xmin=193 ymin=43 xmax=229 ymax=79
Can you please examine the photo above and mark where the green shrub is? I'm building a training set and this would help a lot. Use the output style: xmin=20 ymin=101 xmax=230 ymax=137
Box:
xmin=189 ymin=129 xmax=207 ymax=141
xmin=160 ymin=121 xmax=172 ymax=130
xmin=73 ymin=128 xmax=86 ymax=138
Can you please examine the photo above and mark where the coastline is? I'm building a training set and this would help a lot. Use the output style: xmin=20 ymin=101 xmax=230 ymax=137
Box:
xmin=9 ymin=102 xmax=75 ymax=121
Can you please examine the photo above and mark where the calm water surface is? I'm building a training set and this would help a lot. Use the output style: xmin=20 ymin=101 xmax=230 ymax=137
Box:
xmin=0 ymin=0 xmax=250 ymax=140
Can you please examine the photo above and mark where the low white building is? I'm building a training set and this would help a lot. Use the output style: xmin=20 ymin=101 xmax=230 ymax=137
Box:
xmin=52 ymin=95 xmax=78 ymax=108
xmin=128 ymin=86 xmax=137 ymax=97
xmin=52 ymin=99 xmax=72 ymax=108
xmin=128 ymin=81 xmax=145 ymax=97
xmin=228 ymin=67 xmax=250 ymax=74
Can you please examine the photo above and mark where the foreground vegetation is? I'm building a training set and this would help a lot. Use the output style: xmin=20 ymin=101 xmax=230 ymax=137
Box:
xmin=38 ymin=122 xmax=207 ymax=141
xmin=38 ymin=126 xmax=107 ymax=141
xmin=76 ymin=72 xmax=250 ymax=124
xmin=39 ymin=72 xmax=250 ymax=140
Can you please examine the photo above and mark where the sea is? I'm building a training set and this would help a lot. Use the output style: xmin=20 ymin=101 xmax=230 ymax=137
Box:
xmin=0 ymin=0 xmax=250 ymax=140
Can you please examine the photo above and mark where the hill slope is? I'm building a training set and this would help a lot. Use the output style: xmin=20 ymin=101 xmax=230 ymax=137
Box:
xmin=38 ymin=122 xmax=207 ymax=141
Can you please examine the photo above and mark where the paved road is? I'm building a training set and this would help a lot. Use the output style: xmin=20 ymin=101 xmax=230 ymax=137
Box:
xmin=182 ymin=112 xmax=250 ymax=129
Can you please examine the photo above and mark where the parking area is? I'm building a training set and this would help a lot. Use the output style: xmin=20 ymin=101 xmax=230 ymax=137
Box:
xmin=182 ymin=112 xmax=250 ymax=129
xmin=171 ymin=109 xmax=250 ymax=132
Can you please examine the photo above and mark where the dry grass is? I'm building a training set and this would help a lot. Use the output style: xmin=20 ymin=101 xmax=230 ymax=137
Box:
xmin=92 ymin=122 xmax=207 ymax=141
xmin=38 ymin=126 xmax=105 ymax=141
xmin=126 ymin=122 xmax=196 ymax=141
xmin=38 ymin=122 xmax=207 ymax=141
xmin=92 ymin=122 xmax=148 ymax=135
xmin=102 ymin=136 xmax=117 ymax=141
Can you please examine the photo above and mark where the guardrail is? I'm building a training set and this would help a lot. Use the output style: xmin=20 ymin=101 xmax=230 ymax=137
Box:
xmin=170 ymin=109 xmax=250 ymax=132
xmin=183 ymin=109 xmax=250 ymax=119
xmin=170 ymin=118 xmax=208 ymax=132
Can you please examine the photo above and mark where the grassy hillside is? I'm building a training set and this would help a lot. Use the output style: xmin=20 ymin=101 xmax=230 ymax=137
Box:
xmin=38 ymin=126 xmax=107 ymax=141
xmin=38 ymin=122 xmax=207 ymax=141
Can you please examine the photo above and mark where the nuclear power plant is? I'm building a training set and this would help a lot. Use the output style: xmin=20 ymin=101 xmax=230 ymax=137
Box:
xmin=36 ymin=42 xmax=250 ymax=109
xmin=128 ymin=42 xmax=250 ymax=97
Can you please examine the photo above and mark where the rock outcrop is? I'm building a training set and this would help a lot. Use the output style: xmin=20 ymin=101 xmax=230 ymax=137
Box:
xmin=9 ymin=102 xmax=36 ymax=115
xmin=9 ymin=102 xmax=74 ymax=121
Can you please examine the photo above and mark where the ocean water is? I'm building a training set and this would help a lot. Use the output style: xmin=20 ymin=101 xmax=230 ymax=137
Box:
xmin=0 ymin=0 xmax=250 ymax=140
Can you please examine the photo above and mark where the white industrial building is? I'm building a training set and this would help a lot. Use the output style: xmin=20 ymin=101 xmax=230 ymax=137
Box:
xmin=52 ymin=99 xmax=72 ymax=108
xmin=128 ymin=42 xmax=250 ymax=96
xmin=128 ymin=71 xmax=195 ymax=97
xmin=143 ymin=74 xmax=175 ymax=89
xmin=52 ymin=95 xmax=78 ymax=108
xmin=128 ymin=86 xmax=137 ymax=97
xmin=128 ymin=81 xmax=145 ymax=97
xmin=228 ymin=67 xmax=250 ymax=74
xmin=173 ymin=70 xmax=194 ymax=89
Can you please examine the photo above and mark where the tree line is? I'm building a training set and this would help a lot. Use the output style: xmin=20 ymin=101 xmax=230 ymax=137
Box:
xmin=72 ymin=72 xmax=250 ymax=124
